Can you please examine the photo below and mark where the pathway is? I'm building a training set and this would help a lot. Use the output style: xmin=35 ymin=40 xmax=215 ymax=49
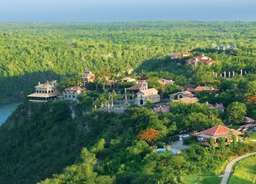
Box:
xmin=220 ymin=152 xmax=256 ymax=184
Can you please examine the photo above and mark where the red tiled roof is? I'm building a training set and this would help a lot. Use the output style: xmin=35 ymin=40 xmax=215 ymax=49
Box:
xmin=126 ymin=84 xmax=143 ymax=91
xmin=198 ymin=125 xmax=242 ymax=136
xmin=179 ymin=97 xmax=198 ymax=103
xmin=179 ymin=84 xmax=196 ymax=92
xmin=215 ymin=103 xmax=225 ymax=109
xmin=147 ymin=94 xmax=160 ymax=99
xmin=154 ymin=106 xmax=170 ymax=113
xmin=194 ymin=86 xmax=218 ymax=92
xmin=159 ymin=79 xmax=175 ymax=86
xmin=169 ymin=91 xmax=194 ymax=98
xmin=244 ymin=117 xmax=256 ymax=123
xmin=140 ymin=88 xmax=158 ymax=96
xmin=172 ymin=97 xmax=199 ymax=104
xmin=207 ymin=103 xmax=225 ymax=109
xmin=186 ymin=55 xmax=215 ymax=65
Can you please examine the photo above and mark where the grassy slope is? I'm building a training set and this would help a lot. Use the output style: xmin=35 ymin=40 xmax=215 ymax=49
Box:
xmin=228 ymin=155 xmax=256 ymax=184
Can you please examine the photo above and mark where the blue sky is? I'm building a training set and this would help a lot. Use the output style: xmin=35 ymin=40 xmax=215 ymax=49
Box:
xmin=1 ymin=0 xmax=256 ymax=22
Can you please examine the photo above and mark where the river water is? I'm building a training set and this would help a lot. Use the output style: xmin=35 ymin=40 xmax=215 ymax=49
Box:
xmin=0 ymin=102 xmax=21 ymax=126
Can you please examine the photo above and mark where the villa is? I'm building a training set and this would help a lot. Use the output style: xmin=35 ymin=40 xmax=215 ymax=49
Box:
xmin=172 ymin=97 xmax=199 ymax=104
xmin=197 ymin=125 xmax=242 ymax=147
xmin=62 ymin=86 xmax=85 ymax=101
xmin=27 ymin=80 xmax=58 ymax=102
xmin=170 ymin=52 xmax=190 ymax=60
xmin=186 ymin=55 xmax=215 ymax=66
xmin=82 ymin=70 xmax=95 ymax=87
xmin=194 ymin=86 xmax=218 ymax=92
xmin=119 ymin=77 xmax=136 ymax=83
xmin=153 ymin=105 xmax=170 ymax=113
xmin=159 ymin=79 xmax=175 ymax=87
xmin=207 ymin=103 xmax=225 ymax=113
xmin=169 ymin=91 xmax=194 ymax=101
xmin=215 ymin=45 xmax=236 ymax=51
xmin=135 ymin=88 xmax=160 ymax=106
xmin=126 ymin=80 xmax=149 ymax=98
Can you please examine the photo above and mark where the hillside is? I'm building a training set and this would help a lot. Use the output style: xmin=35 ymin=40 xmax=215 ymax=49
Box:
xmin=1 ymin=21 xmax=256 ymax=104
xmin=1 ymin=21 xmax=256 ymax=183
xmin=0 ymin=100 xmax=255 ymax=184
xmin=0 ymin=101 xmax=118 ymax=183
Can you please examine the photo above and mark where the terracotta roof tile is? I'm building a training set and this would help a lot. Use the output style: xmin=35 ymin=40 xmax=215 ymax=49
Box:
xmin=140 ymin=88 xmax=158 ymax=96
xmin=172 ymin=97 xmax=199 ymax=104
xmin=154 ymin=106 xmax=170 ymax=113
xmin=198 ymin=125 xmax=242 ymax=136
xmin=159 ymin=79 xmax=175 ymax=86
xmin=126 ymin=84 xmax=143 ymax=91
xmin=244 ymin=117 xmax=256 ymax=123
xmin=169 ymin=91 xmax=194 ymax=97
xmin=194 ymin=86 xmax=218 ymax=92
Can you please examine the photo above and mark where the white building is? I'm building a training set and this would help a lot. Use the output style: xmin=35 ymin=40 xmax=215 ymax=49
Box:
xmin=27 ymin=80 xmax=57 ymax=102
xmin=62 ymin=86 xmax=85 ymax=101
xmin=169 ymin=91 xmax=194 ymax=101
xmin=135 ymin=88 xmax=160 ymax=106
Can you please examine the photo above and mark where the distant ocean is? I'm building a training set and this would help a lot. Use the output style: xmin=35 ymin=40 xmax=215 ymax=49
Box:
xmin=1 ymin=2 xmax=256 ymax=22
xmin=3 ymin=11 xmax=256 ymax=22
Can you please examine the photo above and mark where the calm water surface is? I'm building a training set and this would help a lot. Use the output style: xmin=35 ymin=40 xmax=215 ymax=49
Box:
xmin=0 ymin=102 xmax=21 ymax=125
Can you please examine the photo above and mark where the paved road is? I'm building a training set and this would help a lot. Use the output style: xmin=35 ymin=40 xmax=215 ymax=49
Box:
xmin=220 ymin=152 xmax=256 ymax=184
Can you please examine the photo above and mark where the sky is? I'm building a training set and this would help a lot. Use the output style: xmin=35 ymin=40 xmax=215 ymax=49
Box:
xmin=0 ymin=0 xmax=256 ymax=22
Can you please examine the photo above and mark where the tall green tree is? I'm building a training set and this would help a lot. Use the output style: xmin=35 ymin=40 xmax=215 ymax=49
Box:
xmin=227 ymin=102 xmax=247 ymax=124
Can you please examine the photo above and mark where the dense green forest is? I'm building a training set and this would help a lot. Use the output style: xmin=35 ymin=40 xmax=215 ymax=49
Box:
xmin=1 ymin=21 xmax=256 ymax=104
xmin=1 ymin=101 xmax=256 ymax=184
xmin=1 ymin=21 xmax=256 ymax=184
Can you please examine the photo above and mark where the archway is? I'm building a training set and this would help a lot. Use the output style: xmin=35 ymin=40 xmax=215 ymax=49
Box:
xmin=140 ymin=99 xmax=144 ymax=105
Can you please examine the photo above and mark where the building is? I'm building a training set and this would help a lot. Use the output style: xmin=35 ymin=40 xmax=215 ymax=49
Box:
xmin=169 ymin=91 xmax=194 ymax=101
xmin=215 ymin=45 xmax=236 ymax=51
xmin=186 ymin=55 xmax=215 ymax=65
xmin=126 ymin=81 xmax=148 ymax=98
xmin=62 ymin=86 xmax=85 ymax=101
xmin=172 ymin=97 xmax=199 ymax=104
xmin=27 ymin=80 xmax=57 ymax=102
xmin=178 ymin=84 xmax=196 ymax=93
xmin=244 ymin=117 xmax=256 ymax=124
xmin=170 ymin=52 xmax=190 ymax=60
xmin=207 ymin=103 xmax=225 ymax=113
xmin=82 ymin=71 xmax=95 ymax=87
xmin=197 ymin=125 xmax=242 ymax=147
xmin=153 ymin=105 xmax=170 ymax=113
xmin=135 ymin=88 xmax=160 ymax=106
xmin=159 ymin=79 xmax=175 ymax=87
xmin=106 ymin=80 xmax=118 ymax=90
xmin=119 ymin=77 xmax=136 ymax=83
xmin=194 ymin=86 xmax=218 ymax=92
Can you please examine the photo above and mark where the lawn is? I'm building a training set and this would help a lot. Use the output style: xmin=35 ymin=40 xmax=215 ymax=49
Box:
xmin=182 ymin=175 xmax=221 ymax=184
xmin=249 ymin=132 xmax=256 ymax=139
xmin=228 ymin=155 xmax=256 ymax=184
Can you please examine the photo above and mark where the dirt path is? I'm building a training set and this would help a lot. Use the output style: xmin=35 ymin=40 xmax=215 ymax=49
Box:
xmin=220 ymin=152 xmax=256 ymax=184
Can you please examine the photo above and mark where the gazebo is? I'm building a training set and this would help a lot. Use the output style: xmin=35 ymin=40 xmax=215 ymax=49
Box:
xmin=197 ymin=125 xmax=242 ymax=147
